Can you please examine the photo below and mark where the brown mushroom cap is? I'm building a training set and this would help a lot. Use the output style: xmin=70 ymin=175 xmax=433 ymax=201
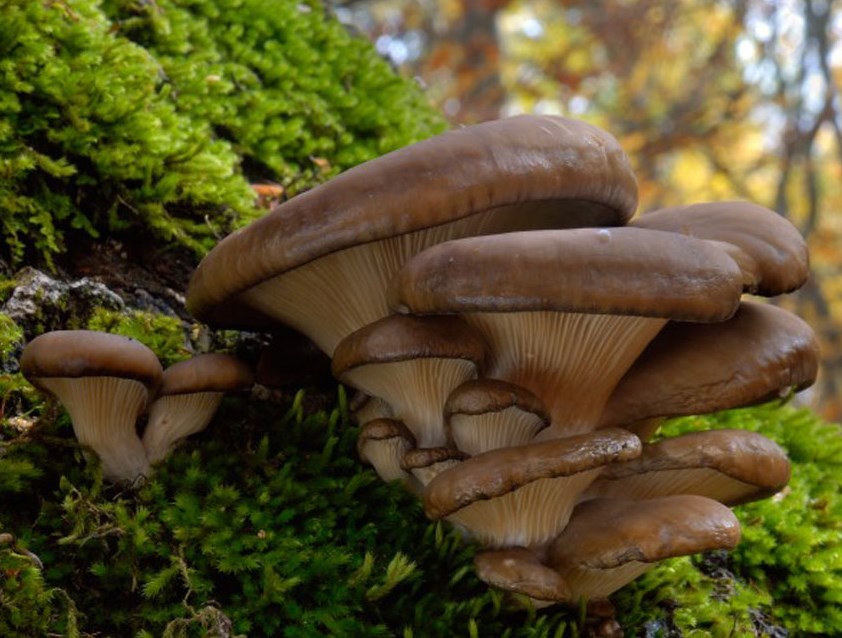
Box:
xmin=474 ymin=547 xmax=572 ymax=604
xmin=390 ymin=227 xmax=744 ymax=436
xmin=20 ymin=330 xmax=162 ymax=482
xmin=583 ymin=429 xmax=791 ymax=506
xmin=187 ymin=115 xmax=639 ymax=333
xmin=631 ymin=201 xmax=808 ymax=296
xmin=401 ymin=446 xmax=468 ymax=486
xmin=156 ymin=353 xmax=254 ymax=397
xmin=332 ymin=315 xmax=488 ymax=377
xmin=142 ymin=354 xmax=253 ymax=465
xmin=445 ymin=379 xmax=550 ymax=454
xmin=547 ymin=495 xmax=741 ymax=601
xmin=333 ymin=315 xmax=488 ymax=447
xmin=425 ymin=428 xmax=641 ymax=520
xmin=389 ymin=227 xmax=743 ymax=321
xmin=423 ymin=428 xmax=641 ymax=548
xmin=21 ymin=330 xmax=162 ymax=389
xmin=356 ymin=418 xmax=419 ymax=490
xmin=599 ymin=301 xmax=820 ymax=431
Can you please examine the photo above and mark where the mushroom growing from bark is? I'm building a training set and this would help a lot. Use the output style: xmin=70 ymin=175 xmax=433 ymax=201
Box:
xmin=332 ymin=314 xmax=488 ymax=447
xmin=20 ymin=330 xmax=162 ymax=482
xmin=390 ymin=227 xmax=744 ymax=438
xmin=142 ymin=353 xmax=254 ymax=465
xmin=186 ymin=115 xmax=639 ymax=356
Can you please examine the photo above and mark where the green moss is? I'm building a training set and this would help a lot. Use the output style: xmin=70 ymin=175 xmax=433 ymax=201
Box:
xmin=615 ymin=404 xmax=842 ymax=637
xmin=85 ymin=308 xmax=190 ymax=367
xmin=0 ymin=313 xmax=23 ymax=360
xmin=0 ymin=0 xmax=446 ymax=267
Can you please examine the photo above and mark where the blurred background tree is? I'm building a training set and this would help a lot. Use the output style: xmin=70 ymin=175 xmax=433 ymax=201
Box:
xmin=333 ymin=0 xmax=842 ymax=419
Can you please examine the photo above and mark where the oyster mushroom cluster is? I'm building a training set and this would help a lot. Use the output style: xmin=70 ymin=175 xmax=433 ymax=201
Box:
xmin=20 ymin=331 xmax=253 ymax=482
xmin=185 ymin=115 xmax=820 ymax=608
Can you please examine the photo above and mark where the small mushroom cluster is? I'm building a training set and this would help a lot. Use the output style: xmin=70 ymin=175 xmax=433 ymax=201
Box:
xmin=184 ymin=115 xmax=820 ymax=608
xmin=20 ymin=331 xmax=252 ymax=483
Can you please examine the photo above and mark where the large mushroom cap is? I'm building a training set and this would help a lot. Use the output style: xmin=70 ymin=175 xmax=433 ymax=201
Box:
xmin=631 ymin=201 xmax=808 ymax=296
xmin=389 ymin=227 xmax=743 ymax=322
xmin=187 ymin=115 xmax=639 ymax=331
xmin=21 ymin=330 xmax=162 ymax=389
xmin=583 ymin=429 xmax=791 ymax=506
xmin=600 ymin=301 xmax=820 ymax=431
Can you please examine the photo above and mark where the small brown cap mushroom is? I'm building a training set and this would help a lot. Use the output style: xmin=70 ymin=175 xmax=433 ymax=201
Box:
xmin=332 ymin=315 xmax=488 ymax=377
xmin=20 ymin=330 xmax=162 ymax=482
xmin=424 ymin=428 xmax=641 ymax=520
xmin=583 ymin=429 xmax=791 ymax=506
xmin=600 ymin=301 xmax=820 ymax=431
xmin=547 ymin=495 xmax=741 ymax=601
xmin=422 ymin=428 xmax=641 ymax=548
xmin=142 ymin=354 xmax=253 ymax=465
xmin=356 ymin=418 xmax=419 ymax=490
xmin=445 ymin=379 xmax=550 ymax=454
xmin=631 ymin=201 xmax=808 ymax=296
xmin=474 ymin=547 xmax=571 ymax=604
xmin=332 ymin=315 xmax=488 ymax=447
xmin=401 ymin=446 xmax=467 ymax=486
xmin=21 ymin=330 xmax=162 ymax=389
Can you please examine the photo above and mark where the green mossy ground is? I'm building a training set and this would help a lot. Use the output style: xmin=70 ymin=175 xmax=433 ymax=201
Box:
xmin=2 ymin=1 xmax=841 ymax=636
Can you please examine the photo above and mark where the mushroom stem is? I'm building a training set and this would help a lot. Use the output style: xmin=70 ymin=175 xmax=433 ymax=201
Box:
xmin=39 ymin=377 xmax=151 ymax=482
xmin=465 ymin=312 xmax=666 ymax=437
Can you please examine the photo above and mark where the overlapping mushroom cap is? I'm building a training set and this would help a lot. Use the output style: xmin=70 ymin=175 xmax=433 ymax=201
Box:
xmin=178 ymin=114 xmax=821 ymax=614
xmin=389 ymin=226 xmax=745 ymax=437
xmin=143 ymin=353 xmax=254 ymax=464
xmin=186 ymin=115 xmax=639 ymax=355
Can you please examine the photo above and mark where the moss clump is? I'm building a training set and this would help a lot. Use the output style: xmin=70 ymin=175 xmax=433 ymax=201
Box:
xmin=86 ymin=307 xmax=191 ymax=367
xmin=615 ymin=404 xmax=842 ymax=637
xmin=0 ymin=0 xmax=446 ymax=266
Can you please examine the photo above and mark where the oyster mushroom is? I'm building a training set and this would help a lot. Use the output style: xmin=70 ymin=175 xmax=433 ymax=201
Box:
xmin=582 ymin=429 xmax=791 ymax=506
xmin=631 ymin=201 xmax=809 ymax=295
xmin=20 ymin=330 xmax=162 ymax=482
xmin=401 ymin=447 xmax=467 ymax=488
xmin=357 ymin=418 xmax=419 ymax=490
xmin=142 ymin=353 xmax=254 ymax=465
xmin=390 ymin=227 xmax=744 ymax=438
xmin=599 ymin=301 xmax=820 ymax=439
xmin=445 ymin=379 xmax=550 ymax=455
xmin=423 ymin=428 xmax=641 ymax=549
xmin=546 ymin=495 xmax=741 ymax=603
xmin=474 ymin=547 xmax=571 ymax=606
xmin=186 ymin=115 xmax=639 ymax=355
xmin=332 ymin=314 xmax=488 ymax=447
